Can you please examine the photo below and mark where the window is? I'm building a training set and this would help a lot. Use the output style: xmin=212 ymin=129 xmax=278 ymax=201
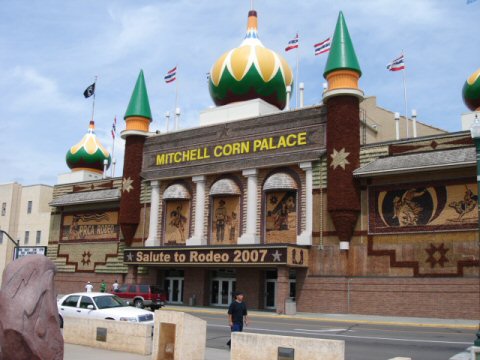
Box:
xmin=0 ymin=232 xmax=3 ymax=244
xmin=128 ymin=285 xmax=137 ymax=293
xmin=24 ymin=231 xmax=29 ymax=244
xmin=1 ymin=202 xmax=6 ymax=216
xmin=117 ymin=284 xmax=128 ymax=293
xmin=36 ymin=231 xmax=41 ymax=244
xmin=79 ymin=296 xmax=95 ymax=309
xmin=27 ymin=201 xmax=32 ymax=214
xmin=62 ymin=295 xmax=80 ymax=307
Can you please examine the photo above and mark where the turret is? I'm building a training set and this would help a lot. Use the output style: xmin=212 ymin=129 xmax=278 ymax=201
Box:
xmin=323 ymin=11 xmax=363 ymax=250
xmin=119 ymin=70 xmax=152 ymax=246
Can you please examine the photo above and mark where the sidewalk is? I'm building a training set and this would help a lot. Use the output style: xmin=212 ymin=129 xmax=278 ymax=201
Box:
xmin=165 ymin=305 xmax=479 ymax=330
xmin=65 ymin=343 xmax=230 ymax=360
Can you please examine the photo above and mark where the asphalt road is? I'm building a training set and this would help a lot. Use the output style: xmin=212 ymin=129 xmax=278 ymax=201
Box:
xmin=195 ymin=313 xmax=475 ymax=360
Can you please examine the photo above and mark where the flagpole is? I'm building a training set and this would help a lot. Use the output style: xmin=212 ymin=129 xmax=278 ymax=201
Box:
xmin=91 ymin=75 xmax=98 ymax=122
xmin=295 ymin=36 xmax=299 ymax=109
xmin=174 ymin=65 xmax=179 ymax=130
xmin=111 ymin=116 xmax=116 ymax=178
xmin=402 ymin=51 xmax=409 ymax=138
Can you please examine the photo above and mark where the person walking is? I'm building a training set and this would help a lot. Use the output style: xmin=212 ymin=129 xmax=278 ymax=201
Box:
xmin=226 ymin=291 xmax=248 ymax=349
xmin=100 ymin=280 xmax=107 ymax=293
xmin=112 ymin=279 xmax=119 ymax=292
xmin=85 ymin=281 xmax=93 ymax=293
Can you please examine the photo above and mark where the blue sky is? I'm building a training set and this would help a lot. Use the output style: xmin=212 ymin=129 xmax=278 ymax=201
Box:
xmin=0 ymin=0 xmax=478 ymax=185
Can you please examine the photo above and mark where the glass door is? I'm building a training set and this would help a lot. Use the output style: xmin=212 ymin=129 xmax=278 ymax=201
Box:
xmin=211 ymin=278 xmax=236 ymax=306
xmin=265 ymin=279 xmax=276 ymax=309
xmin=164 ymin=277 xmax=184 ymax=304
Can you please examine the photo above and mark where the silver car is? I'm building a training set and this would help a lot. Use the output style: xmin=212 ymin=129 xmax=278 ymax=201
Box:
xmin=57 ymin=292 xmax=154 ymax=328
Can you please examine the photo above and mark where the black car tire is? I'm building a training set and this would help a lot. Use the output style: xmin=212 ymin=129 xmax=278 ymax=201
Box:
xmin=134 ymin=299 xmax=144 ymax=308
xmin=59 ymin=315 xmax=63 ymax=329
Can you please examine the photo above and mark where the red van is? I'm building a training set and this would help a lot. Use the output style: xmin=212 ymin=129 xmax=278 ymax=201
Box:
xmin=114 ymin=284 xmax=166 ymax=310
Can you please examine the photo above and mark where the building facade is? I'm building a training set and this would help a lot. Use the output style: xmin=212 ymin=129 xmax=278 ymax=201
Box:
xmin=47 ymin=9 xmax=479 ymax=319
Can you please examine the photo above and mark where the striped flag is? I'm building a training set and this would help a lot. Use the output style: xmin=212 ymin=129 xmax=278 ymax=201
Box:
xmin=386 ymin=54 xmax=405 ymax=71
xmin=314 ymin=37 xmax=331 ymax=56
xmin=164 ymin=66 xmax=177 ymax=83
xmin=111 ymin=116 xmax=116 ymax=139
xmin=285 ymin=34 xmax=299 ymax=52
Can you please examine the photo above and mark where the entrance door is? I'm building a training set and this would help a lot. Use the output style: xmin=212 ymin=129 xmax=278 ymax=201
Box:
xmin=211 ymin=278 xmax=236 ymax=306
xmin=265 ymin=279 xmax=276 ymax=309
xmin=164 ymin=277 xmax=184 ymax=304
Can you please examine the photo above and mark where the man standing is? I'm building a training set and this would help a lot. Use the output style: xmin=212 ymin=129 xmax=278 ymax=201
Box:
xmin=112 ymin=279 xmax=119 ymax=292
xmin=85 ymin=281 xmax=93 ymax=293
xmin=100 ymin=280 xmax=107 ymax=293
xmin=226 ymin=291 xmax=248 ymax=349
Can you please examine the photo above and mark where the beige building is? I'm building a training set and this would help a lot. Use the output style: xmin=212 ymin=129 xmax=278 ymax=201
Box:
xmin=0 ymin=183 xmax=53 ymax=277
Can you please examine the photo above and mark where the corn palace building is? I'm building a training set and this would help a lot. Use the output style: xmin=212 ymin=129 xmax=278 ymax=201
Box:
xmin=47 ymin=10 xmax=480 ymax=318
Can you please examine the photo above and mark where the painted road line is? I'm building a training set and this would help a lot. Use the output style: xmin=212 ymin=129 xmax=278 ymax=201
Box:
xmin=294 ymin=328 xmax=351 ymax=333
xmin=207 ymin=324 xmax=472 ymax=345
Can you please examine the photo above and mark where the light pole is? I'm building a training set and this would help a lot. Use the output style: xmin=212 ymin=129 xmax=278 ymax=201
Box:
xmin=0 ymin=229 xmax=19 ymax=260
xmin=470 ymin=114 xmax=480 ymax=349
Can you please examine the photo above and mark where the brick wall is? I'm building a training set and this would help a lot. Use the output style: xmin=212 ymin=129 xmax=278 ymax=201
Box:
xmin=184 ymin=268 xmax=208 ymax=306
xmin=296 ymin=276 xmax=480 ymax=319
xmin=54 ymin=272 xmax=123 ymax=295
xmin=236 ymin=268 xmax=264 ymax=309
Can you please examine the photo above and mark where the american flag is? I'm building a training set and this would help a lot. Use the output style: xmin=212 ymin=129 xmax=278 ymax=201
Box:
xmin=285 ymin=34 xmax=299 ymax=52
xmin=111 ymin=116 xmax=116 ymax=139
xmin=164 ymin=66 xmax=177 ymax=83
xmin=314 ymin=37 xmax=331 ymax=56
xmin=386 ymin=54 xmax=405 ymax=72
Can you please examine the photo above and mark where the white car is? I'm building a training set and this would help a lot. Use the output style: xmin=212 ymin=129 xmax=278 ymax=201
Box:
xmin=57 ymin=292 xmax=154 ymax=328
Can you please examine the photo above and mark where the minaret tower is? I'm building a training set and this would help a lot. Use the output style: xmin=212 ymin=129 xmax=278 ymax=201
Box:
xmin=323 ymin=12 xmax=363 ymax=250
xmin=119 ymin=70 xmax=152 ymax=246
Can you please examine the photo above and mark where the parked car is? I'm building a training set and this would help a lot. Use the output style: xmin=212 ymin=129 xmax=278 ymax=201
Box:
xmin=114 ymin=284 xmax=166 ymax=310
xmin=57 ymin=292 xmax=154 ymax=328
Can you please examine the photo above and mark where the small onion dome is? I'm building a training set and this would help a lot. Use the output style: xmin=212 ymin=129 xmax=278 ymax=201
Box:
xmin=209 ymin=10 xmax=293 ymax=110
xmin=66 ymin=121 xmax=111 ymax=173
xmin=462 ymin=68 xmax=480 ymax=111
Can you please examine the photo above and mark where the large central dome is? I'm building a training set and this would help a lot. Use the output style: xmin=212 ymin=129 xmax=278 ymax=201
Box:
xmin=209 ymin=10 xmax=293 ymax=110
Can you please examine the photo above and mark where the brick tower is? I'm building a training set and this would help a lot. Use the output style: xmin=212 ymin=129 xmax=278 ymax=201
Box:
xmin=119 ymin=70 xmax=152 ymax=246
xmin=323 ymin=12 xmax=363 ymax=249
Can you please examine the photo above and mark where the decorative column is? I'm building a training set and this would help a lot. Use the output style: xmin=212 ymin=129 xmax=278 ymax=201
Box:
xmin=144 ymin=180 xmax=160 ymax=247
xmin=297 ymin=162 xmax=312 ymax=245
xmin=187 ymin=175 xmax=206 ymax=246
xmin=239 ymin=169 xmax=259 ymax=244
xmin=275 ymin=266 xmax=290 ymax=314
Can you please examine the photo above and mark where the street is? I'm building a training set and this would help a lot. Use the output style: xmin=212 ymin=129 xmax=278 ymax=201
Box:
xmin=194 ymin=312 xmax=475 ymax=360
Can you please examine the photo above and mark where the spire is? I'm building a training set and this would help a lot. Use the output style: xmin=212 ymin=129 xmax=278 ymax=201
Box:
xmin=124 ymin=70 xmax=152 ymax=121
xmin=323 ymin=11 xmax=361 ymax=78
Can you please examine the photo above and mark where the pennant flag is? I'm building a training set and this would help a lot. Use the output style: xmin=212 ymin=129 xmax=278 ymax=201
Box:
xmin=83 ymin=83 xmax=95 ymax=98
xmin=164 ymin=66 xmax=177 ymax=83
xmin=386 ymin=54 xmax=405 ymax=71
xmin=314 ymin=37 xmax=331 ymax=56
xmin=285 ymin=34 xmax=299 ymax=52
xmin=111 ymin=116 xmax=117 ymax=139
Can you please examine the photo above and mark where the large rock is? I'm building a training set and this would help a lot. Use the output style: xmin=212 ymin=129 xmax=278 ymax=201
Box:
xmin=0 ymin=255 xmax=64 ymax=360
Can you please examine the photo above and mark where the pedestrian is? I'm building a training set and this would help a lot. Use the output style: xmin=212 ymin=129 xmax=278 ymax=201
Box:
xmin=112 ymin=279 xmax=119 ymax=292
xmin=85 ymin=281 xmax=93 ymax=293
xmin=100 ymin=280 xmax=106 ymax=293
xmin=226 ymin=291 xmax=248 ymax=349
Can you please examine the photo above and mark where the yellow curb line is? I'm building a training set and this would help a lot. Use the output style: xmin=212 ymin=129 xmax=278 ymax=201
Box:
xmin=164 ymin=307 xmax=477 ymax=330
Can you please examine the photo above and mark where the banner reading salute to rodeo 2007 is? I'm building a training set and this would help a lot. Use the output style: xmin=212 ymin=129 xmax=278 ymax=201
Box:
xmin=124 ymin=245 xmax=309 ymax=267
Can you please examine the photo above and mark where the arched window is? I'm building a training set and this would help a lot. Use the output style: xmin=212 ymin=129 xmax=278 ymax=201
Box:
xmin=210 ymin=178 xmax=241 ymax=245
xmin=263 ymin=172 xmax=298 ymax=244
xmin=163 ymin=184 xmax=191 ymax=245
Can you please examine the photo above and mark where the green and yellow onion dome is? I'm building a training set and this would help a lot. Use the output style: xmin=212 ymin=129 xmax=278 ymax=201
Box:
xmin=209 ymin=10 xmax=293 ymax=110
xmin=66 ymin=121 xmax=111 ymax=174
xmin=463 ymin=68 xmax=480 ymax=111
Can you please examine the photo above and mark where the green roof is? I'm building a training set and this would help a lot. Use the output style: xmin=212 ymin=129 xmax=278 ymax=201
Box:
xmin=124 ymin=70 xmax=152 ymax=120
xmin=323 ymin=11 xmax=362 ymax=78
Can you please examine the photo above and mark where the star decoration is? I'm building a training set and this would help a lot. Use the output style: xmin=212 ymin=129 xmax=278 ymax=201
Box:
xmin=330 ymin=148 xmax=350 ymax=170
xmin=122 ymin=177 xmax=134 ymax=193
xmin=425 ymin=243 xmax=449 ymax=268
xmin=126 ymin=252 xmax=134 ymax=262
xmin=272 ymin=250 xmax=282 ymax=262
xmin=81 ymin=250 xmax=92 ymax=266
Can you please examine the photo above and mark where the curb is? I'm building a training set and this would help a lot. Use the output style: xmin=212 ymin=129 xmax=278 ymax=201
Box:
xmin=164 ymin=306 xmax=478 ymax=330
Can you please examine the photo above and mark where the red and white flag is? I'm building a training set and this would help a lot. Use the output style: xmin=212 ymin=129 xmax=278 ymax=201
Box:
xmin=285 ymin=34 xmax=299 ymax=52
xmin=314 ymin=37 xmax=331 ymax=56
xmin=386 ymin=54 xmax=405 ymax=71
xmin=111 ymin=116 xmax=116 ymax=139
xmin=164 ymin=66 xmax=177 ymax=83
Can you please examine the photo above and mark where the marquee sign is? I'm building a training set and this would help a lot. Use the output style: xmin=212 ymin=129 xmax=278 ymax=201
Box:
xmin=142 ymin=106 xmax=326 ymax=180
xmin=123 ymin=245 xmax=308 ymax=267
xmin=14 ymin=246 xmax=47 ymax=259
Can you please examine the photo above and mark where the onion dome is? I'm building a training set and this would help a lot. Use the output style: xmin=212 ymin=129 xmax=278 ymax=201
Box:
xmin=66 ymin=121 xmax=111 ymax=173
xmin=209 ymin=10 xmax=293 ymax=110
xmin=462 ymin=68 xmax=480 ymax=111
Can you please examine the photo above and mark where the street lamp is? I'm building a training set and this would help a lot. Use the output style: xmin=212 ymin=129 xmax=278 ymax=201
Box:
xmin=470 ymin=114 xmax=480 ymax=350
xmin=0 ymin=230 xmax=19 ymax=260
